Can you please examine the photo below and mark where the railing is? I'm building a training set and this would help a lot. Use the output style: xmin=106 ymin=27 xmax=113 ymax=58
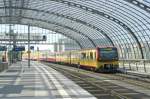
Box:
xmin=119 ymin=59 xmax=150 ymax=73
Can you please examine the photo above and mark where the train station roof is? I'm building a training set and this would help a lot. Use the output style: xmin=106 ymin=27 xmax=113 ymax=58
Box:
xmin=0 ymin=0 xmax=150 ymax=59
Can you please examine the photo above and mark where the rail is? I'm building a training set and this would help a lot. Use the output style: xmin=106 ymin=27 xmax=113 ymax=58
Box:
xmin=48 ymin=63 xmax=131 ymax=99
xmin=111 ymin=90 xmax=131 ymax=99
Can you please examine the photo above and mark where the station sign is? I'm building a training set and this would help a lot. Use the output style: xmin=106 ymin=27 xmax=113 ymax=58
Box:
xmin=43 ymin=35 xmax=47 ymax=41
xmin=30 ymin=46 xmax=34 ymax=50
xmin=0 ymin=46 xmax=7 ymax=51
xmin=13 ymin=46 xmax=25 ymax=51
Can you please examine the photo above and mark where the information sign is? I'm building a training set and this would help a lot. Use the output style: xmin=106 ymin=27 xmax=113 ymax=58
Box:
xmin=0 ymin=46 xmax=7 ymax=51
xmin=13 ymin=46 xmax=25 ymax=51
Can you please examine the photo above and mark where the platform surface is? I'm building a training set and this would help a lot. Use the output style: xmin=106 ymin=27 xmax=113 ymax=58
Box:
xmin=0 ymin=61 xmax=96 ymax=99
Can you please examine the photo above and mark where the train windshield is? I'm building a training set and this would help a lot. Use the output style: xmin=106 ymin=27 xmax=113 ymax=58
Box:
xmin=99 ymin=48 xmax=118 ymax=61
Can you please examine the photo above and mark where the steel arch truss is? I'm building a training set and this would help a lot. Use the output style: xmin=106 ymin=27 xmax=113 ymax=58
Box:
xmin=45 ymin=0 xmax=144 ymax=59
xmin=0 ymin=6 xmax=114 ymax=46
xmin=0 ymin=0 xmax=150 ymax=60
xmin=124 ymin=0 xmax=150 ymax=13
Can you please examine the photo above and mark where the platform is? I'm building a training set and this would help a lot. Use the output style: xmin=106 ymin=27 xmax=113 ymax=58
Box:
xmin=0 ymin=61 xmax=96 ymax=99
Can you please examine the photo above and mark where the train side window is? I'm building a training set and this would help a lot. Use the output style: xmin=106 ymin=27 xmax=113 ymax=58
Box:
xmin=81 ymin=53 xmax=86 ymax=59
xmin=90 ymin=52 xmax=93 ymax=60
xmin=95 ymin=52 xmax=96 ymax=59
xmin=86 ymin=52 xmax=89 ymax=60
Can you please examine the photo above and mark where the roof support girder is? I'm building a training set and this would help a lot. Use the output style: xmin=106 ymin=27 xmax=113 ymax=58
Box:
xmin=124 ymin=0 xmax=150 ymax=13
xmin=52 ymin=30 xmax=83 ymax=49
xmin=1 ymin=23 xmax=83 ymax=49
xmin=0 ymin=15 xmax=96 ymax=48
xmin=0 ymin=16 xmax=88 ymax=48
xmin=0 ymin=6 xmax=114 ymax=46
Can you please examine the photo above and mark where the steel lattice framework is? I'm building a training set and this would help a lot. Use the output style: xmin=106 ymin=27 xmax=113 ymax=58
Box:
xmin=0 ymin=0 xmax=150 ymax=59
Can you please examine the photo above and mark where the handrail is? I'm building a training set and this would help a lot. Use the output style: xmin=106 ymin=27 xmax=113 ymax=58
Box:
xmin=119 ymin=59 xmax=150 ymax=62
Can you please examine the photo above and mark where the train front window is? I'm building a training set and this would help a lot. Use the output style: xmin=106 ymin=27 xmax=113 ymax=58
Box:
xmin=99 ymin=48 xmax=118 ymax=61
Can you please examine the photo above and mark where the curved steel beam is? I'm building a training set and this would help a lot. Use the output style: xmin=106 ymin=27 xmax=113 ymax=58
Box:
xmin=9 ymin=16 xmax=96 ymax=47
xmin=124 ymin=0 xmax=150 ymax=13
xmin=48 ymin=0 xmax=144 ymax=58
xmin=0 ymin=22 xmax=83 ymax=49
xmin=102 ymin=32 xmax=114 ymax=46
xmin=0 ymin=15 xmax=91 ymax=48
xmin=0 ymin=6 xmax=114 ymax=46
xmin=51 ymin=30 xmax=83 ymax=49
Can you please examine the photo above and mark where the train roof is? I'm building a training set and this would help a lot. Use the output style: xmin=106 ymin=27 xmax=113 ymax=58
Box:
xmin=55 ymin=46 xmax=117 ymax=53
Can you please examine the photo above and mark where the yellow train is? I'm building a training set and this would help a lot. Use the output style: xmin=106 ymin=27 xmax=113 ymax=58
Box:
xmin=24 ymin=46 xmax=119 ymax=72
xmin=55 ymin=47 xmax=119 ymax=72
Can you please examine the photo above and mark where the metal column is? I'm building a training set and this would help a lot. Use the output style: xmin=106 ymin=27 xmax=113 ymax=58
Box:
xmin=8 ymin=24 xmax=12 ymax=65
xmin=28 ymin=25 xmax=30 ymax=68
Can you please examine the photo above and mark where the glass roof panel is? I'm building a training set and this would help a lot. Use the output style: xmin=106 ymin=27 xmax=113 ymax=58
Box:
xmin=0 ymin=0 xmax=150 ymax=59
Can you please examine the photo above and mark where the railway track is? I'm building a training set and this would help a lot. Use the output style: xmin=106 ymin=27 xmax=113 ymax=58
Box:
xmin=44 ymin=62 xmax=150 ymax=99
xmin=45 ymin=62 xmax=150 ymax=90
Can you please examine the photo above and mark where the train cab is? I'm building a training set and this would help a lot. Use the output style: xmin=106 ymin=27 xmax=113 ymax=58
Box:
xmin=96 ymin=47 xmax=119 ymax=72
